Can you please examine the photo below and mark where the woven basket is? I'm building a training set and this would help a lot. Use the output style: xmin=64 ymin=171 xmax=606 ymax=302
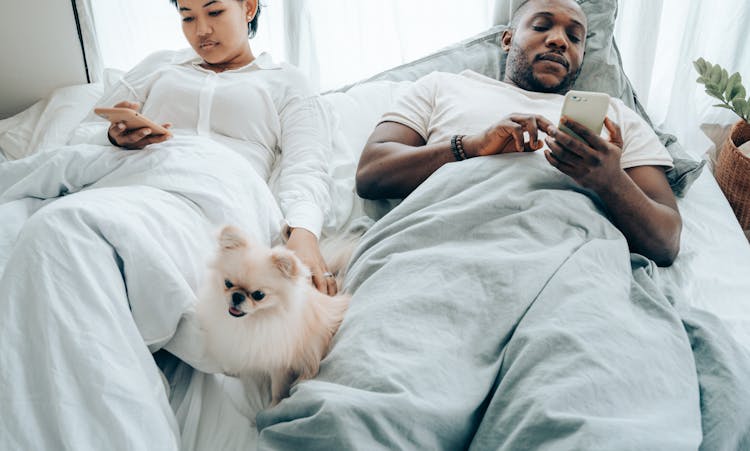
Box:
xmin=715 ymin=120 xmax=750 ymax=229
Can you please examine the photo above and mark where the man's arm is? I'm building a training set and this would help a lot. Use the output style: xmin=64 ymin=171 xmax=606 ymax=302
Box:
xmin=545 ymin=117 xmax=681 ymax=266
xmin=356 ymin=122 xmax=454 ymax=199
xmin=598 ymin=166 xmax=681 ymax=266
xmin=357 ymin=115 xmax=554 ymax=199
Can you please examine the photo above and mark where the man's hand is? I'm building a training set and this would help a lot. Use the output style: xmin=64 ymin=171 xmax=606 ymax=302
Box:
xmin=285 ymin=227 xmax=337 ymax=296
xmin=544 ymin=116 xmax=625 ymax=192
xmin=545 ymin=116 xmax=681 ymax=265
xmin=107 ymin=101 xmax=172 ymax=150
xmin=462 ymin=114 xmax=556 ymax=157
xmin=357 ymin=114 xmax=554 ymax=200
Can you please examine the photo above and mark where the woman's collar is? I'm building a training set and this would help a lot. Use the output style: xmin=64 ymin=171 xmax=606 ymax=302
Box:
xmin=176 ymin=48 xmax=282 ymax=71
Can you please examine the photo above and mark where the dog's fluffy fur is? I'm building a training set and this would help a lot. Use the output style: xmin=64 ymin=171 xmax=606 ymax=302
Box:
xmin=197 ymin=225 xmax=351 ymax=405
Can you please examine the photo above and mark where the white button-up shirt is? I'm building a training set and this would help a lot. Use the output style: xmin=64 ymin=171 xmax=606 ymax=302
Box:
xmin=79 ymin=48 xmax=331 ymax=237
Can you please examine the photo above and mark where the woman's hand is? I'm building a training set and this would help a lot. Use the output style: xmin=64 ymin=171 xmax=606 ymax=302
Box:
xmin=462 ymin=114 xmax=556 ymax=157
xmin=285 ymin=227 xmax=337 ymax=296
xmin=107 ymin=101 xmax=172 ymax=150
xmin=544 ymin=116 xmax=625 ymax=193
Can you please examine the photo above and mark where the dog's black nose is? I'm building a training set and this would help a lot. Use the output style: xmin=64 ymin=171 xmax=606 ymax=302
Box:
xmin=231 ymin=292 xmax=246 ymax=306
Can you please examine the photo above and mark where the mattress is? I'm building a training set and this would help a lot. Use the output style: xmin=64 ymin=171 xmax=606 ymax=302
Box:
xmin=2 ymin=76 xmax=750 ymax=450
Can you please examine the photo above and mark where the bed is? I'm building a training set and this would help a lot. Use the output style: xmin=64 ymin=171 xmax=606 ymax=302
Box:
xmin=2 ymin=2 xmax=750 ymax=450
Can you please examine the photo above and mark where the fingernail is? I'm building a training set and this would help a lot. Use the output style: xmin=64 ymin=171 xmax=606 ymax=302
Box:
xmin=117 ymin=123 xmax=125 ymax=130
xmin=143 ymin=129 xmax=151 ymax=136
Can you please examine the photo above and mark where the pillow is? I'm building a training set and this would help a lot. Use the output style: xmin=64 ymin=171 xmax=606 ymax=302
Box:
xmin=322 ymin=81 xmax=414 ymax=228
xmin=564 ymin=0 xmax=705 ymax=197
xmin=0 ymin=82 xmax=103 ymax=161
xmin=337 ymin=0 xmax=703 ymax=197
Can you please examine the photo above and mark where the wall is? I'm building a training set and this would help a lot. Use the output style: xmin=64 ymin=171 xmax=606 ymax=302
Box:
xmin=0 ymin=0 xmax=88 ymax=119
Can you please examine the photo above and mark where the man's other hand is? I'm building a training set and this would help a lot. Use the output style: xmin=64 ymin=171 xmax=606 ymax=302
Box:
xmin=462 ymin=114 xmax=555 ymax=157
xmin=544 ymin=116 xmax=624 ymax=192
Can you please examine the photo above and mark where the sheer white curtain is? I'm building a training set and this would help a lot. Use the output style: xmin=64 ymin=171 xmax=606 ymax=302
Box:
xmin=82 ymin=0 xmax=495 ymax=91
xmin=286 ymin=0 xmax=496 ymax=91
xmin=614 ymin=0 xmax=750 ymax=156
xmin=78 ymin=0 xmax=288 ymax=78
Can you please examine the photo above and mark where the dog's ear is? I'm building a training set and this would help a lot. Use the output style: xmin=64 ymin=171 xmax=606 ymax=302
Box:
xmin=219 ymin=225 xmax=248 ymax=251
xmin=271 ymin=249 xmax=299 ymax=279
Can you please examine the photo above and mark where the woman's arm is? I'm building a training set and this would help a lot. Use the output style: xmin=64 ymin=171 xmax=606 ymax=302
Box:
xmin=71 ymin=51 xmax=171 ymax=147
xmin=275 ymin=75 xmax=335 ymax=293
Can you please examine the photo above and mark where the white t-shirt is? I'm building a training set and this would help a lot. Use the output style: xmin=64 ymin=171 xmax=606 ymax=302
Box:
xmin=380 ymin=70 xmax=673 ymax=170
xmin=77 ymin=48 xmax=331 ymax=237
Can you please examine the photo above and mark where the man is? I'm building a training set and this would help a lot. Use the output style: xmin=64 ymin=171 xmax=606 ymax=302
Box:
xmin=356 ymin=0 xmax=681 ymax=266
xmin=257 ymin=1 xmax=707 ymax=449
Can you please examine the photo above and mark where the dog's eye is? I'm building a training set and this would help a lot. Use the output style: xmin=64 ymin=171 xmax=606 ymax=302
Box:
xmin=224 ymin=279 xmax=234 ymax=289
xmin=250 ymin=290 xmax=265 ymax=301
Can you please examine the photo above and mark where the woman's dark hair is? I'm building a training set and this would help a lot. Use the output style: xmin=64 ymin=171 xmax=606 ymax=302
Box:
xmin=169 ymin=0 xmax=262 ymax=39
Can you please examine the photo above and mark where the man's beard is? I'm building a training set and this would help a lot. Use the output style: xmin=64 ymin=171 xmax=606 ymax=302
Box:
xmin=505 ymin=43 xmax=581 ymax=94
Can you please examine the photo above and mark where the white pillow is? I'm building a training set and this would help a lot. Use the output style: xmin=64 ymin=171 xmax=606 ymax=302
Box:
xmin=0 ymin=83 xmax=103 ymax=160
xmin=0 ymin=67 xmax=129 ymax=162
xmin=320 ymin=80 xmax=413 ymax=231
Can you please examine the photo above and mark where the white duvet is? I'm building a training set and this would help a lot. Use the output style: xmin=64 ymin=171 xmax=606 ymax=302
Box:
xmin=0 ymin=136 xmax=285 ymax=450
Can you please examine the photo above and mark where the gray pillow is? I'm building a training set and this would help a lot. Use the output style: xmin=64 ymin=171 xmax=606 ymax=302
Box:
xmin=342 ymin=0 xmax=703 ymax=196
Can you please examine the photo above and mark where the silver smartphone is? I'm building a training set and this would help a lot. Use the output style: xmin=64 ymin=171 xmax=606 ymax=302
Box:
xmin=559 ymin=90 xmax=610 ymax=142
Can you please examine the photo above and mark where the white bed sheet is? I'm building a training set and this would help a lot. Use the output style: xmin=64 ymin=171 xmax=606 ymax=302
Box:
xmin=2 ymin=78 xmax=750 ymax=450
xmin=663 ymin=167 xmax=750 ymax=349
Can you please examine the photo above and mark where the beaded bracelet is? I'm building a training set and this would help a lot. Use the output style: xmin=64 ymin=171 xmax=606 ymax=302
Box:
xmin=450 ymin=134 xmax=468 ymax=161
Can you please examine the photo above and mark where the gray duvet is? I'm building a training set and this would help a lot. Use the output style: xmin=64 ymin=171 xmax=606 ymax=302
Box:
xmin=256 ymin=153 xmax=750 ymax=450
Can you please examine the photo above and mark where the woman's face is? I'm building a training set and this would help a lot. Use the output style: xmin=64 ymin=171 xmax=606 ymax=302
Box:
xmin=177 ymin=0 xmax=256 ymax=65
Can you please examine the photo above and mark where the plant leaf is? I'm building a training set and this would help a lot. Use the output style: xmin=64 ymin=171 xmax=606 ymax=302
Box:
xmin=696 ymin=58 xmax=710 ymax=76
xmin=718 ymin=69 xmax=729 ymax=93
xmin=732 ymin=99 xmax=748 ymax=121
xmin=734 ymin=85 xmax=747 ymax=103
xmin=726 ymin=73 xmax=741 ymax=99
xmin=693 ymin=60 xmax=703 ymax=74
xmin=706 ymin=88 xmax=725 ymax=102
xmin=710 ymin=65 xmax=722 ymax=84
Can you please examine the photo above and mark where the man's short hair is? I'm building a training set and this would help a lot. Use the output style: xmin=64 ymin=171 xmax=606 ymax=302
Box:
xmin=510 ymin=0 xmax=584 ymax=28
xmin=510 ymin=0 xmax=533 ymax=28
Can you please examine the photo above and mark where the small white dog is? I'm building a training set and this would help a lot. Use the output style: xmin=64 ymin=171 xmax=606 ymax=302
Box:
xmin=197 ymin=225 xmax=352 ymax=406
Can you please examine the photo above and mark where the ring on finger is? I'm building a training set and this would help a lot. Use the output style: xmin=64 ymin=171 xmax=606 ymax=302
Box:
xmin=323 ymin=272 xmax=334 ymax=278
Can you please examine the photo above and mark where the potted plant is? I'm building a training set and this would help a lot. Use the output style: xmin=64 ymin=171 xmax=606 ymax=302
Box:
xmin=694 ymin=58 xmax=750 ymax=230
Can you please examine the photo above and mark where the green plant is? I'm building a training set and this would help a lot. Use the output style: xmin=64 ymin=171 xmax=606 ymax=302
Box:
xmin=694 ymin=57 xmax=749 ymax=123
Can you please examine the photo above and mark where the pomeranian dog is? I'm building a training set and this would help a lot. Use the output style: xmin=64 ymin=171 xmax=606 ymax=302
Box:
xmin=197 ymin=225 xmax=353 ymax=406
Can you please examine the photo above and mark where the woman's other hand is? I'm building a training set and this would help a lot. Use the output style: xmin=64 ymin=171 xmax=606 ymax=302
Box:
xmin=107 ymin=101 xmax=172 ymax=150
xmin=285 ymin=227 xmax=337 ymax=296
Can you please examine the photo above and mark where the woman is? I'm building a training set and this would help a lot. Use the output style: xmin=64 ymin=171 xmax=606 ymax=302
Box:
xmin=0 ymin=1 xmax=334 ymax=449
xmin=102 ymin=0 xmax=336 ymax=295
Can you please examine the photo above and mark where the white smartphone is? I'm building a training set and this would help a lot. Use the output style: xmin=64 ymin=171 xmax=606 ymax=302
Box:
xmin=94 ymin=107 xmax=170 ymax=136
xmin=559 ymin=90 xmax=610 ymax=142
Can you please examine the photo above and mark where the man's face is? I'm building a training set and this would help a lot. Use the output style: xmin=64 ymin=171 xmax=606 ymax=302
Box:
xmin=503 ymin=0 xmax=587 ymax=94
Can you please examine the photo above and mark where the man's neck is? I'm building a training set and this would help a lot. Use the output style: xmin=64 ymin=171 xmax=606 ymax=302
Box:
xmin=502 ymin=76 xmax=521 ymax=89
